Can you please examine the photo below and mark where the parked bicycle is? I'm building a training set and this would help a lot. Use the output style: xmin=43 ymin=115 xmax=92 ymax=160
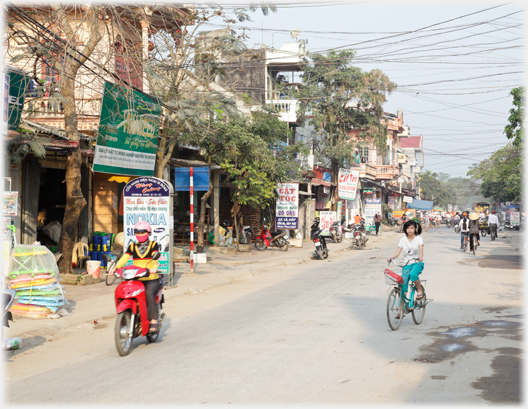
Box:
xmin=384 ymin=258 xmax=428 ymax=331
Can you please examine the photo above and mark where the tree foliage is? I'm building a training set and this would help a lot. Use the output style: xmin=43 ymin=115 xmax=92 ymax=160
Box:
xmin=419 ymin=170 xmax=454 ymax=208
xmin=467 ymin=143 xmax=522 ymax=203
xmin=504 ymin=87 xmax=524 ymax=146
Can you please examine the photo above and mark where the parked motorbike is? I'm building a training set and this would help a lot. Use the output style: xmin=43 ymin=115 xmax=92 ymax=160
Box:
xmin=254 ymin=223 xmax=289 ymax=251
xmin=103 ymin=252 xmax=164 ymax=356
xmin=239 ymin=225 xmax=253 ymax=244
xmin=329 ymin=220 xmax=343 ymax=243
xmin=311 ymin=218 xmax=328 ymax=260
xmin=2 ymin=288 xmax=16 ymax=330
xmin=454 ymin=224 xmax=461 ymax=234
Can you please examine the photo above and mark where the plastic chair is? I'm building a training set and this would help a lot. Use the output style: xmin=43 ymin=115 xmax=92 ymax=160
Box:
xmin=72 ymin=242 xmax=89 ymax=269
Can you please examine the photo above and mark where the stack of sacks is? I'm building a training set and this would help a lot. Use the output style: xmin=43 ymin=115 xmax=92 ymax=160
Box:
xmin=6 ymin=245 xmax=66 ymax=318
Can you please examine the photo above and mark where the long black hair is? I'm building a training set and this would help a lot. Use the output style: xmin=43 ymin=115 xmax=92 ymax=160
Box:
xmin=403 ymin=219 xmax=422 ymax=236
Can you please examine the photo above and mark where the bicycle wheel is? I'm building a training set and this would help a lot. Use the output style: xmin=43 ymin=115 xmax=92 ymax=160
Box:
xmin=412 ymin=293 xmax=427 ymax=325
xmin=472 ymin=236 xmax=477 ymax=255
xmin=481 ymin=230 xmax=486 ymax=237
xmin=387 ymin=287 xmax=403 ymax=330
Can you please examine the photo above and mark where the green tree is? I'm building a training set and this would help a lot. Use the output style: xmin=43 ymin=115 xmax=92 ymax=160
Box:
xmin=296 ymin=49 xmax=396 ymax=210
xmin=504 ymin=87 xmax=524 ymax=146
xmin=199 ymin=111 xmax=307 ymax=250
xmin=419 ymin=171 xmax=454 ymax=208
xmin=467 ymin=143 xmax=522 ymax=203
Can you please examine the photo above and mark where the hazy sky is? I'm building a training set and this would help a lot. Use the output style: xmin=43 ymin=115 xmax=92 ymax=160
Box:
xmin=201 ymin=0 xmax=525 ymax=178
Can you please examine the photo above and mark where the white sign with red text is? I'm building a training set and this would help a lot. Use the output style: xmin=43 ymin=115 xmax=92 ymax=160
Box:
xmin=276 ymin=183 xmax=299 ymax=229
xmin=319 ymin=211 xmax=336 ymax=235
xmin=338 ymin=168 xmax=360 ymax=200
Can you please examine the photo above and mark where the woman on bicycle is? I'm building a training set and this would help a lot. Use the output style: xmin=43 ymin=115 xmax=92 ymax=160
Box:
xmin=387 ymin=219 xmax=425 ymax=300
xmin=459 ymin=212 xmax=470 ymax=249
xmin=468 ymin=212 xmax=480 ymax=250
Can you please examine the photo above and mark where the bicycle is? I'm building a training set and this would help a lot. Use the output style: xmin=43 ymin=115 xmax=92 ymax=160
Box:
xmin=463 ymin=232 xmax=469 ymax=252
xmin=471 ymin=234 xmax=478 ymax=256
xmin=384 ymin=258 xmax=428 ymax=331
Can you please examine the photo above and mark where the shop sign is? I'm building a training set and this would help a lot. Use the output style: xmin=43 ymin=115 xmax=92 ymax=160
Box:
xmin=2 ymin=74 xmax=8 ymax=134
xmin=338 ymin=168 xmax=360 ymax=200
xmin=403 ymin=196 xmax=413 ymax=203
xmin=94 ymin=81 xmax=161 ymax=176
xmin=123 ymin=177 xmax=173 ymax=275
xmin=5 ymin=67 xmax=31 ymax=131
xmin=276 ymin=183 xmax=298 ymax=229
xmin=317 ymin=188 xmax=330 ymax=202
xmin=388 ymin=196 xmax=395 ymax=210
xmin=364 ymin=198 xmax=381 ymax=232
xmin=319 ymin=211 xmax=336 ymax=235
xmin=510 ymin=211 xmax=520 ymax=226
xmin=392 ymin=210 xmax=405 ymax=219
xmin=3 ymin=191 xmax=18 ymax=216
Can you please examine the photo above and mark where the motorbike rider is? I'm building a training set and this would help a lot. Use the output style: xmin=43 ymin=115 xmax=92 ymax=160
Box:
xmin=488 ymin=210 xmax=499 ymax=239
xmin=354 ymin=213 xmax=362 ymax=225
xmin=459 ymin=212 xmax=470 ymax=249
xmin=109 ymin=221 xmax=161 ymax=332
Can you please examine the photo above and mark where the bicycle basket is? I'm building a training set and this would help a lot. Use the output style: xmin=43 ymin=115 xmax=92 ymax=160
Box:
xmin=384 ymin=268 xmax=404 ymax=285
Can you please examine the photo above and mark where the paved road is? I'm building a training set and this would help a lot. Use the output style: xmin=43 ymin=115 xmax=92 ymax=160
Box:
xmin=5 ymin=227 xmax=522 ymax=404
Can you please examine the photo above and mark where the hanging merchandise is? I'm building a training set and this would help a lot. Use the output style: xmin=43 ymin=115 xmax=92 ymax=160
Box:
xmin=6 ymin=244 xmax=66 ymax=318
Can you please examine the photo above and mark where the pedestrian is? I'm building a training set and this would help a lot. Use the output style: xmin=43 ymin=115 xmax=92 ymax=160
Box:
xmin=387 ymin=219 xmax=425 ymax=317
xmin=374 ymin=212 xmax=382 ymax=236
xmin=488 ymin=210 xmax=499 ymax=238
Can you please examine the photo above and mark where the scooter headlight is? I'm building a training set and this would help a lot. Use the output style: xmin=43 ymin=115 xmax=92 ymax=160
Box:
xmin=122 ymin=269 xmax=141 ymax=280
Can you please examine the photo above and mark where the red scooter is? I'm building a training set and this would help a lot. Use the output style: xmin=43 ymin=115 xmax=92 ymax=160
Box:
xmin=254 ymin=223 xmax=289 ymax=251
xmin=103 ymin=252 xmax=164 ymax=356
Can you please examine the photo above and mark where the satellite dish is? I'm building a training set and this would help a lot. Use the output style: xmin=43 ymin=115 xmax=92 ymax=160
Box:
xmin=291 ymin=28 xmax=300 ymax=39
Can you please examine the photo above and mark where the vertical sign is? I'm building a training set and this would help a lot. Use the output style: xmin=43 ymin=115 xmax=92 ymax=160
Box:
xmin=319 ymin=211 xmax=336 ymax=235
xmin=3 ymin=191 xmax=18 ymax=216
xmin=510 ymin=212 xmax=520 ymax=226
xmin=365 ymin=199 xmax=381 ymax=232
xmin=388 ymin=196 xmax=395 ymax=210
xmin=94 ymin=82 xmax=161 ymax=176
xmin=123 ymin=177 xmax=173 ymax=276
xmin=338 ymin=169 xmax=360 ymax=200
xmin=6 ymin=67 xmax=31 ymax=131
xmin=276 ymin=183 xmax=299 ymax=229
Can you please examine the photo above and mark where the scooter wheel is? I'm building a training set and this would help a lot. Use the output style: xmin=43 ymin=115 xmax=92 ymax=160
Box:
xmin=255 ymin=239 xmax=267 ymax=251
xmin=115 ymin=311 xmax=134 ymax=356
xmin=322 ymin=249 xmax=329 ymax=259
xmin=315 ymin=248 xmax=323 ymax=259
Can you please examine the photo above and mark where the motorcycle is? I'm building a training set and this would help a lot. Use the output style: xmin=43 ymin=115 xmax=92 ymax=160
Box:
xmin=102 ymin=252 xmax=164 ymax=356
xmin=239 ymin=225 xmax=253 ymax=244
xmin=2 ymin=288 xmax=16 ymax=330
xmin=254 ymin=224 xmax=289 ymax=251
xmin=352 ymin=220 xmax=368 ymax=250
xmin=311 ymin=219 xmax=328 ymax=260
xmin=329 ymin=220 xmax=343 ymax=243
xmin=454 ymin=223 xmax=461 ymax=234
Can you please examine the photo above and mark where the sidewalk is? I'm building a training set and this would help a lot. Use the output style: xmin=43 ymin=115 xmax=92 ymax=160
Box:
xmin=6 ymin=227 xmax=401 ymax=338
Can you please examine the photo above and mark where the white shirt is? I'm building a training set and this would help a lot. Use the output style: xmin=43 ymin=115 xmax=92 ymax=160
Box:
xmin=488 ymin=214 xmax=499 ymax=225
xmin=459 ymin=218 xmax=470 ymax=232
xmin=398 ymin=236 xmax=423 ymax=264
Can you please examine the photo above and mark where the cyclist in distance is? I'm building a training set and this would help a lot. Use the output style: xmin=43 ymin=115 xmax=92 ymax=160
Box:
xmin=459 ymin=212 xmax=470 ymax=249
xmin=387 ymin=220 xmax=425 ymax=301
xmin=468 ymin=212 xmax=480 ymax=250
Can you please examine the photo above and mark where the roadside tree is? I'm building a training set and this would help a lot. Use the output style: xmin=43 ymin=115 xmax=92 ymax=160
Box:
xmin=296 ymin=49 xmax=396 ymax=210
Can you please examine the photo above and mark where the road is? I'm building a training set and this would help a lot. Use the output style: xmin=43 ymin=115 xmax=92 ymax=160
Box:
xmin=5 ymin=226 xmax=523 ymax=404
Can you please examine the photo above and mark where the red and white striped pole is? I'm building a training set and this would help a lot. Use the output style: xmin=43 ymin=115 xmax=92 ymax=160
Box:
xmin=190 ymin=167 xmax=194 ymax=273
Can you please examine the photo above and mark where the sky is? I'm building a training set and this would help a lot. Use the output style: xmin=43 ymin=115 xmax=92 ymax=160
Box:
xmin=199 ymin=0 xmax=525 ymax=178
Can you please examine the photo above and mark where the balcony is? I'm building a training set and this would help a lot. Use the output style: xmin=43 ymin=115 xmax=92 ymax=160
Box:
xmin=375 ymin=165 xmax=400 ymax=180
xmin=359 ymin=163 xmax=376 ymax=180
xmin=266 ymin=99 xmax=298 ymax=123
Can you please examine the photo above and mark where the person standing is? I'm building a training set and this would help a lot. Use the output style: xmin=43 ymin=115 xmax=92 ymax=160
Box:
xmin=374 ymin=212 xmax=382 ymax=236
xmin=488 ymin=210 xmax=499 ymax=239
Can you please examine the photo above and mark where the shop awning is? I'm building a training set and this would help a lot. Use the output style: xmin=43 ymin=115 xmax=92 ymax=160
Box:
xmin=406 ymin=199 xmax=434 ymax=211
xmin=311 ymin=178 xmax=333 ymax=187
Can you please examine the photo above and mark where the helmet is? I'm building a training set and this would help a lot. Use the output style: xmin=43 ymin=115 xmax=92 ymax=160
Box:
xmin=134 ymin=220 xmax=151 ymax=233
xmin=492 ymin=210 xmax=496 ymax=214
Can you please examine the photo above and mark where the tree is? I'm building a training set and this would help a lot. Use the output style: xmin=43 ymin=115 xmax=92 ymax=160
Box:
xmin=198 ymin=111 xmax=306 ymax=250
xmin=419 ymin=171 xmax=454 ymax=209
xmin=296 ymin=49 xmax=396 ymax=209
xmin=504 ymin=87 xmax=524 ymax=146
xmin=467 ymin=143 xmax=522 ymax=203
